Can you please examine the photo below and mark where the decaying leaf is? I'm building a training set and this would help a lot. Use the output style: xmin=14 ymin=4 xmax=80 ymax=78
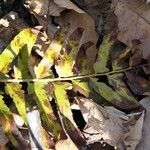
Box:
xmin=0 ymin=28 xmax=37 ymax=73
xmin=55 ymin=27 xmax=83 ymax=77
xmin=53 ymin=82 xmax=86 ymax=147
xmin=136 ymin=97 xmax=150 ymax=150
xmin=31 ymin=82 xmax=61 ymax=138
xmin=34 ymin=24 xmax=70 ymax=78
xmin=78 ymin=97 xmax=144 ymax=149
xmin=112 ymin=0 xmax=150 ymax=58
xmin=0 ymin=2 xmax=149 ymax=149
xmin=72 ymin=80 xmax=91 ymax=97
xmin=5 ymin=83 xmax=27 ymax=124
xmin=53 ymin=82 xmax=75 ymax=125
xmin=126 ymin=71 xmax=150 ymax=96
xmin=56 ymin=10 xmax=97 ymax=70
xmin=0 ymin=95 xmax=28 ymax=149
xmin=94 ymin=34 xmax=115 ymax=73
xmin=90 ymin=78 xmax=140 ymax=110
xmin=112 ymin=40 xmax=140 ymax=70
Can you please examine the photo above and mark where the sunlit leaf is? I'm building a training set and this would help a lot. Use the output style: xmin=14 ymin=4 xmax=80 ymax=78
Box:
xmin=5 ymin=83 xmax=27 ymax=124
xmin=0 ymin=28 xmax=37 ymax=73
xmin=53 ymin=82 xmax=75 ymax=123
xmin=0 ymin=95 xmax=28 ymax=149
xmin=55 ymin=53 xmax=74 ymax=77
xmin=33 ymin=82 xmax=61 ymax=137
xmin=53 ymin=82 xmax=85 ymax=144
xmin=34 ymin=25 xmax=70 ymax=78
xmin=55 ymin=28 xmax=83 ymax=77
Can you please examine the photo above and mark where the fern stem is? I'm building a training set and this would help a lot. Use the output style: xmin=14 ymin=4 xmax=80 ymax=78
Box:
xmin=0 ymin=63 xmax=149 ymax=83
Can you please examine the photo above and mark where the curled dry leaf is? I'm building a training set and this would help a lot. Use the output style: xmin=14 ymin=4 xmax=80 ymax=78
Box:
xmin=112 ymin=0 xmax=150 ymax=58
xmin=78 ymin=97 xmax=144 ymax=149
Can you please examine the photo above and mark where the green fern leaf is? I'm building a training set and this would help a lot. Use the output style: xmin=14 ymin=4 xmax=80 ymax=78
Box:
xmin=34 ymin=25 xmax=70 ymax=78
xmin=0 ymin=95 xmax=28 ymax=148
xmin=94 ymin=35 xmax=115 ymax=73
xmin=0 ymin=28 xmax=37 ymax=73
xmin=55 ymin=53 xmax=74 ymax=77
xmin=5 ymin=83 xmax=27 ymax=124
xmin=53 ymin=82 xmax=76 ymax=126
xmin=55 ymin=28 xmax=83 ymax=77
xmin=72 ymin=80 xmax=91 ymax=97
xmin=14 ymin=44 xmax=33 ymax=79
xmin=32 ymin=82 xmax=61 ymax=137
xmin=90 ymin=78 xmax=140 ymax=110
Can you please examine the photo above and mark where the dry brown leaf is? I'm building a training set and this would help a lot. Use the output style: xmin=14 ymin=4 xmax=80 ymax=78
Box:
xmin=78 ymin=97 xmax=144 ymax=149
xmin=33 ymin=31 xmax=50 ymax=57
xmin=34 ymin=16 xmax=58 ymax=38
xmin=26 ymin=0 xmax=84 ymax=16
xmin=25 ymin=0 xmax=64 ymax=38
xmin=25 ymin=0 xmax=84 ymax=37
xmin=56 ymin=10 xmax=97 ymax=70
xmin=26 ymin=0 xmax=97 ymax=69
xmin=112 ymin=0 xmax=150 ymax=58
xmin=54 ymin=0 xmax=84 ymax=13
xmin=136 ymin=97 xmax=150 ymax=150
xmin=26 ymin=0 xmax=64 ymax=16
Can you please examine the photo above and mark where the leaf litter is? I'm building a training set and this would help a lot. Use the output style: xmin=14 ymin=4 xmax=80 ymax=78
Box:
xmin=0 ymin=0 xmax=150 ymax=150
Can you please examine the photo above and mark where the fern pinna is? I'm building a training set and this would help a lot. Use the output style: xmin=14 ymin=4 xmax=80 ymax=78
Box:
xmin=0 ymin=26 xmax=149 ymax=149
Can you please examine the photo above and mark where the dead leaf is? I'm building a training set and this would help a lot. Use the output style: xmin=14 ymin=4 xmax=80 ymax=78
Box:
xmin=126 ymin=71 xmax=150 ymax=96
xmin=26 ymin=0 xmax=97 ymax=69
xmin=54 ymin=0 xmax=84 ymax=13
xmin=25 ymin=0 xmax=64 ymax=16
xmin=25 ymin=0 xmax=84 ymax=38
xmin=56 ymin=10 xmax=97 ymax=70
xmin=78 ymin=97 xmax=144 ymax=149
xmin=33 ymin=31 xmax=50 ymax=57
xmin=143 ymin=55 xmax=150 ymax=75
xmin=136 ymin=97 xmax=150 ymax=150
xmin=112 ymin=0 xmax=150 ymax=58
